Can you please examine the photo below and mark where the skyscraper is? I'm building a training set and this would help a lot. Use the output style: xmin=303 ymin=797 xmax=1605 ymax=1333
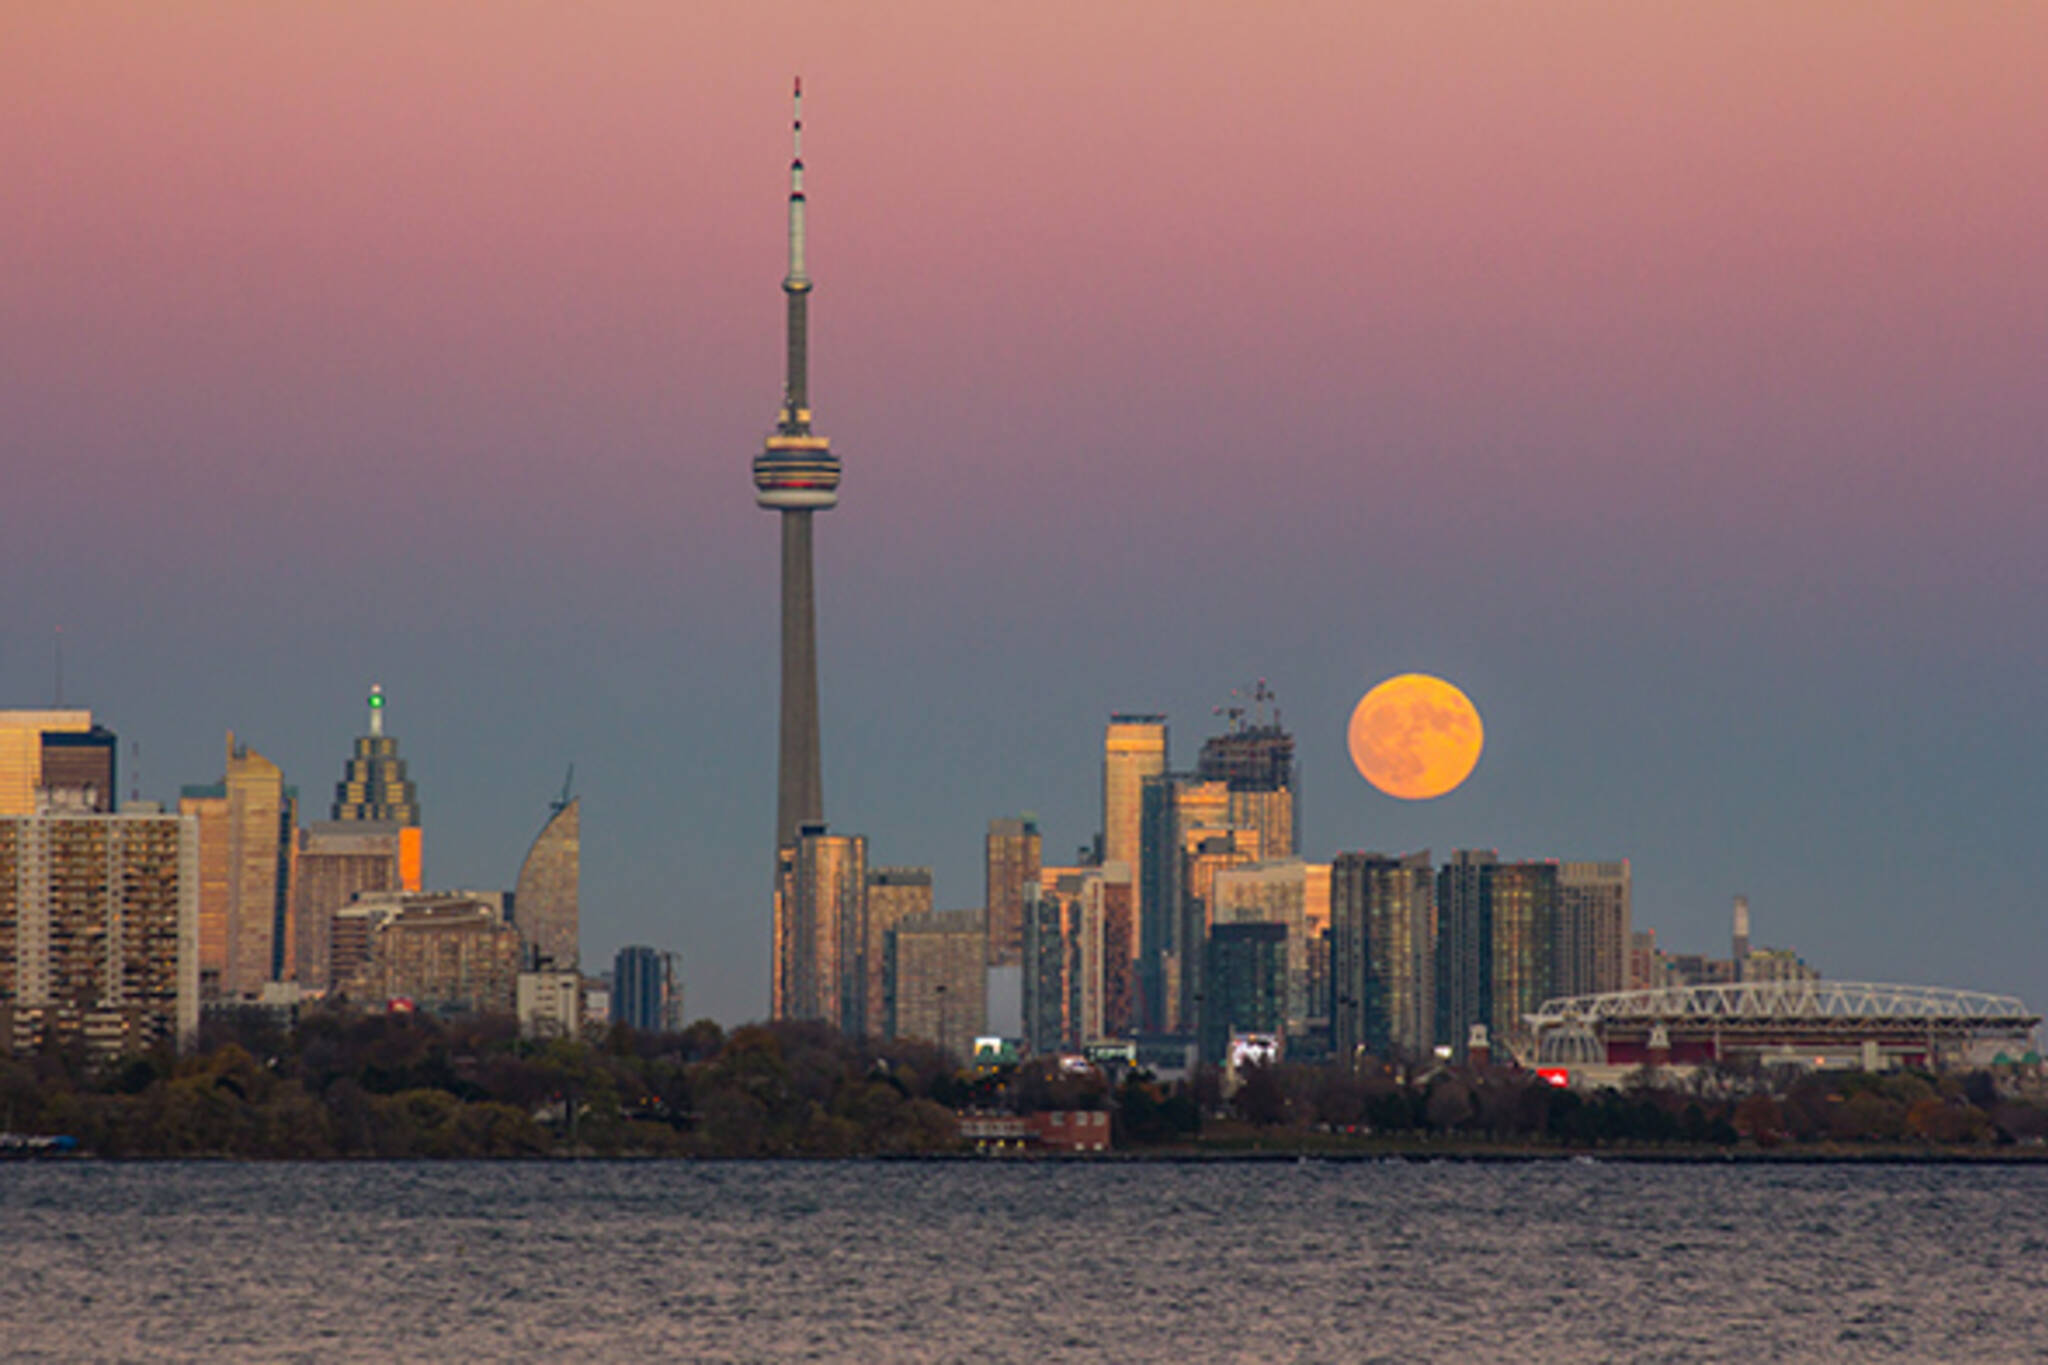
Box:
xmin=984 ymin=816 xmax=1042 ymax=967
xmin=887 ymin=908 xmax=986 ymax=1063
xmin=775 ymin=823 xmax=865 ymax=1031
xmin=180 ymin=734 xmax=296 ymax=999
xmin=514 ymin=795 xmax=580 ymax=969
xmin=1331 ymin=851 xmax=1435 ymax=1062
xmin=1103 ymin=714 xmax=1167 ymax=877
xmin=294 ymin=822 xmax=411 ymax=991
xmin=1555 ymin=860 xmax=1631 ymax=997
xmin=864 ymin=867 xmax=932 ymax=1039
xmin=332 ymin=685 xmax=423 ymax=832
xmin=1202 ymin=922 xmax=1288 ymax=1064
xmin=613 ymin=944 xmax=684 ymax=1033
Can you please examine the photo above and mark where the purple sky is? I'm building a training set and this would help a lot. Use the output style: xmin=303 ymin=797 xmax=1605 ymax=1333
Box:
xmin=5 ymin=3 xmax=2045 ymax=1022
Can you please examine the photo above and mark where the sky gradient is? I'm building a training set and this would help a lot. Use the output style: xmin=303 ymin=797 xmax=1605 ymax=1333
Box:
xmin=5 ymin=3 xmax=2045 ymax=1023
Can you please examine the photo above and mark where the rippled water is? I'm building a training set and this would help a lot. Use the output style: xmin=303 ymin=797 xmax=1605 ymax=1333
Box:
xmin=5 ymin=1160 xmax=2048 ymax=1362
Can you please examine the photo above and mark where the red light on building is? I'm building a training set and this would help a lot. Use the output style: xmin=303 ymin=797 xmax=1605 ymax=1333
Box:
xmin=1537 ymin=1067 xmax=1570 ymax=1087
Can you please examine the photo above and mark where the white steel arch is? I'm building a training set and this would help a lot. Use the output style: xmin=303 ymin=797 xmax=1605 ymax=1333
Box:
xmin=1528 ymin=981 xmax=2037 ymax=1030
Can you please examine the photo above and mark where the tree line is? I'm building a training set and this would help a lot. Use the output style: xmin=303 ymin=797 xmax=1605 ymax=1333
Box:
xmin=4 ymin=1010 xmax=2044 ymax=1157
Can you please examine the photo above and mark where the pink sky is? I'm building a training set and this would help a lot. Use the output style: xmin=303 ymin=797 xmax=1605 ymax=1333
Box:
xmin=5 ymin=3 xmax=2046 ymax=1020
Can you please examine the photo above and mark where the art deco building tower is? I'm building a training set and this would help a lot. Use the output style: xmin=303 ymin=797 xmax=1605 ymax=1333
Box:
xmin=754 ymin=77 xmax=840 ymax=855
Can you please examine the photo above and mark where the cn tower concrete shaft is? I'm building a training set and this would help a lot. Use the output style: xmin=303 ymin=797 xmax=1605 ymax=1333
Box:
xmin=776 ymin=507 xmax=823 ymax=848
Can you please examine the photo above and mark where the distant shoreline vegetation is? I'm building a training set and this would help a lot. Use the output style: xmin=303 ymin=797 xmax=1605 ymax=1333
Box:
xmin=4 ymin=1012 xmax=2046 ymax=1160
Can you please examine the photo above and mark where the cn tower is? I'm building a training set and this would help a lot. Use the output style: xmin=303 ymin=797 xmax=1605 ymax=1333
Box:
xmin=753 ymin=77 xmax=840 ymax=854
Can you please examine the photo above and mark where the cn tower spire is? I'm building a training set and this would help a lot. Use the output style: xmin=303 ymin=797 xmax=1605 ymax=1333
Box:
xmin=754 ymin=76 xmax=841 ymax=857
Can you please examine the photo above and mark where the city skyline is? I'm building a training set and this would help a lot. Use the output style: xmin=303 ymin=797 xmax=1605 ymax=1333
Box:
xmin=5 ymin=4 xmax=2045 ymax=1025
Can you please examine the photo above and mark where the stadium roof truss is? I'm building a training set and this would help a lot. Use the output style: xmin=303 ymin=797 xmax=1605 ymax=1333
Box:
xmin=1528 ymin=981 xmax=2040 ymax=1039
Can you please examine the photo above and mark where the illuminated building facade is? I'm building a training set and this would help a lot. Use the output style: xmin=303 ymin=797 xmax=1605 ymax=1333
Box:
xmin=1022 ymin=883 xmax=1076 ymax=1054
xmin=886 ymin=908 xmax=985 ymax=1063
xmin=179 ymin=734 xmax=296 ymax=998
xmin=362 ymin=896 xmax=521 ymax=1015
xmin=775 ymin=824 xmax=866 ymax=1032
xmin=0 ymin=710 xmax=98 ymax=815
xmin=1331 ymin=851 xmax=1435 ymax=1061
xmin=0 ymin=806 xmax=199 ymax=1055
xmin=863 ymin=866 xmax=931 ymax=1038
xmin=293 ymin=822 xmax=415 ymax=991
xmin=984 ymin=815 xmax=1042 ymax=968
xmin=1555 ymin=860 xmax=1631 ymax=998
xmin=1103 ymin=714 xmax=1167 ymax=875
xmin=1485 ymin=860 xmax=1559 ymax=1055
xmin=331 ymin=685 xmax=422 ymax=829
xmin=514 ymin=796 xmax=580 ymax=969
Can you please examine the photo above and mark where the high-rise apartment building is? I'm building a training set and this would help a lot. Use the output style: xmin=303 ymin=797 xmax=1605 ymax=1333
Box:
xmin=1433 ymin=852 xmax=1564 ymax=1060
xmin=180 ymin=734 xmax=296 ymax=999
xmin=1022 ymin=883 xmax=1076 ymax=1055
xmin=887 ymin=908 xmax=986 ymax=1063
xmin=0 ymin=804 xmax=198 ymax=1056
xmin=612 ymin=945 xmax=685 ymax=1033
xmin=331 ymin=686 xmax=422 ymax=828
xmin=774 ymin=824 xmax=865 ymax=1033
xmin=514 ymin=796 xmax=580 ymax=969
xmin=863 ymin=867 xmax=932 ymax=1039
xmin=1202 ymin=922 xmax=1288 ymax=1064
xmin=293 ymin=822 xmax=414 ymax=991
xmin=1554 ymin=860 xmax=1630 ymax=998
xmin=1211 ymin=859 xmax=1324 ymax=1036
xmin=1434 ymin=849 xmax=1495 ymax=1059
xmin=1486 ymin=861 xmax=1559 ymax=1056
xmin=1331 ymin=851 xmax=1435 ymax=1062
xmin=984 ymin=816 xmax=1042 ymax=968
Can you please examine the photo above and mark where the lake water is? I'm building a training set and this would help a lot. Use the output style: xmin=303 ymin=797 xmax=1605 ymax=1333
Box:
xmin=4 ymin=1159 xmax=2047 ymax=1362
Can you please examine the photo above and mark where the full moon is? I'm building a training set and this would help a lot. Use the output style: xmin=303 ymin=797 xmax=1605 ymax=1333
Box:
xmin=1347 ymin=674 xmax=1485 ymax=800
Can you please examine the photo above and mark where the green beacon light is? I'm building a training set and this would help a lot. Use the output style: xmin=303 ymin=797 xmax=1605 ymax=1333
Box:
xmin=368 ymin=684 xmax=386 ymax=737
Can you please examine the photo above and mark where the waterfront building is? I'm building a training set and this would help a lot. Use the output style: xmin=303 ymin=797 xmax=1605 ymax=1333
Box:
xmin=331 ymin=685 xmax=422 ymax=829
xmin=179 ymin=733 xmax=296 ymax=998
xmin=774 ymin=824 xmax=866 ymax=1033
xmin=612 ymin=945 xmax=686 ymax=1032
xmin=1434 ymin=849 xmax=1496 ymax=1060
xmin=984 ymin=816 xmax=1042 ymax=968
xmin=1331 ymin=851 xmax=1435 ymax=1062
xmin=887 ymin=908 xmax=985 ymax=1063
xmin=0 ymin=803 xmax=198 ymax=1055
xmin=514 ymin=795 xmax=580 ymax=969
xmin=864 ymin=867 xmax=932 ymax=1039
xmin=1486 ymin=860 xmax=1559 ymax=1056
xmin=293 ymin=822 xmax=413 ymax=991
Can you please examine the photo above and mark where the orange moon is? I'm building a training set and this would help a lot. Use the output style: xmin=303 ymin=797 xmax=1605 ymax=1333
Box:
xmin=1347 ymin=674 xmax=1485 ymax=800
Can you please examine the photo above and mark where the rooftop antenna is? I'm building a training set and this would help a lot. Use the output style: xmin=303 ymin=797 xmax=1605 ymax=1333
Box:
xmin=368 ymin=682 xmax=385 ymax=738
xmin=53 ymin=625 xmax=63 ymax=707
xmin=131 ymin=739 xmax=141 ymax=805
